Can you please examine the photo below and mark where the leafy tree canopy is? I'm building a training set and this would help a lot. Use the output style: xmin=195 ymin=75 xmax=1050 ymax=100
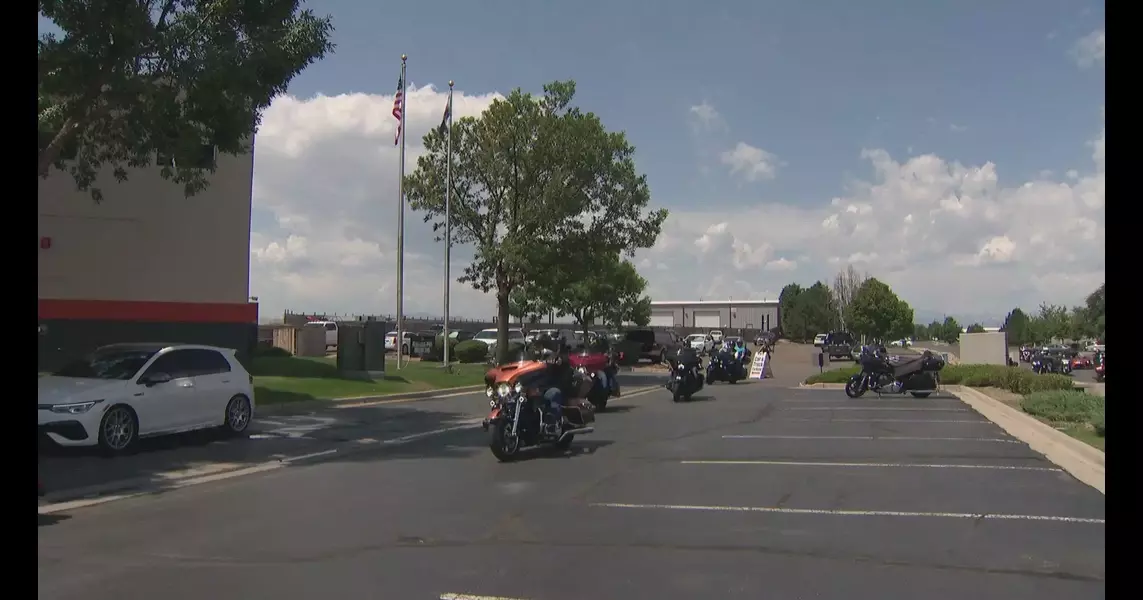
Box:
xmin=404 ymin=80 xmax=667 ymax=361
xmin=38 ymin=0 xmax=335 ymax=201
xmin=844 ymin=278 xmax=913 ymax=342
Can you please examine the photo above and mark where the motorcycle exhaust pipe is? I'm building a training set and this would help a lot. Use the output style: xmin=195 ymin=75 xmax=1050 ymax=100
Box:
xmin=558 ymin=426 xmax=594 ymax=442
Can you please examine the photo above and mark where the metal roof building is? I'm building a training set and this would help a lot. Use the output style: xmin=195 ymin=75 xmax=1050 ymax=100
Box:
xmin=649 ymin=299 xmax=780 ymax=332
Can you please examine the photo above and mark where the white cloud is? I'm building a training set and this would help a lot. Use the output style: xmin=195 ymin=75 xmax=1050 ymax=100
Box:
xmin=688 ymin=101 xmax=725 ymax=131
xmin=1072 ymin=29 xmax=1105 ymax=68
xmin=635 ymin=123 xmax=1105 ymax=318
xmin=720 ymin=142 xmax=780 ymax=182
xmin=251 ymin=85 xmax=1105 ymax=324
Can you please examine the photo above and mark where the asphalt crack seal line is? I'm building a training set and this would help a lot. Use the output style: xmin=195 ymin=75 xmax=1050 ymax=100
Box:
xmin=39 ymin=386 xmax=662 ymax=515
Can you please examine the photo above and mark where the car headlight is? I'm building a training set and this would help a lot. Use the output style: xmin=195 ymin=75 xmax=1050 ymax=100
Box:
xmin=50 ymin=400 xmax=104 ymax=415
xmin=497 ymin=383 xmax=511 ymax=398
xmin=485 ymin=386 xmax=494 ymax=398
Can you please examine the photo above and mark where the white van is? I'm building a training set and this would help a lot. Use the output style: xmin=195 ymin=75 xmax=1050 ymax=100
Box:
xmin=304 ymin=321 xmax=339 ymax=349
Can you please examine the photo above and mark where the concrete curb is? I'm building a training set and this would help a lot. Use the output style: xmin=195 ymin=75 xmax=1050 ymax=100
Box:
xmin=798 ymin=383 xmax=847 ymax=389
xmin=258 ymin=384 xmax=486 ymax=416
xmin=949 ymin=385 xmax=1104 ymax=495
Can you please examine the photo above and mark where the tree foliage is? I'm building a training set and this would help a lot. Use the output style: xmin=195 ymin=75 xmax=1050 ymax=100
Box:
xmin=519 ymin=253 xmax=651 ymax=336
xmin=844 ymin=278 xmax=913 ymax=342
xmin=937 ymin=316 xmax=962 ymax=344
xmin=777 ymin=281 xmax=839 ymax=341
xmin=831 ymin=265 xmax=869 ymax=330
xmin=965 ymin=323 xmax=985 ymax=334
xmin=38 ymin=0 xmax=335 ymax=201
xmin=404 ymin=81 xmax=667 ymax=361
xmin=1001 ymin=308 xmax=1030 ymax=345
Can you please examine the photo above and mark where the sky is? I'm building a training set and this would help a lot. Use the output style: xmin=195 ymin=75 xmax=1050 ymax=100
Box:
xmin=43 ymin=1 xmax=1107 ymax=326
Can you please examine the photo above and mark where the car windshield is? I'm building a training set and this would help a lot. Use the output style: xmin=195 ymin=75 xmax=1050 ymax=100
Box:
xmin=52 ymin=349 xmax=158 ymax=380
xmin=474 ymin=330 xmax=498 ymax=341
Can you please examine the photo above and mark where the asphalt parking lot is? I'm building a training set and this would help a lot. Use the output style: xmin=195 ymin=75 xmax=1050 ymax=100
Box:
xmin=38 ymin=364 xmax=1104 ymax=600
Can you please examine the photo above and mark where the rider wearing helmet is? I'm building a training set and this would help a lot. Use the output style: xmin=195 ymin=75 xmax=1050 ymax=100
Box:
xmin=533 ymin=333 xmax=569 ymax=434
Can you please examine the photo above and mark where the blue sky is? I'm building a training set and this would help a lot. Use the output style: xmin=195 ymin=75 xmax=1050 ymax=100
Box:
xmin=287 ymin=0 xmax=1104 ymax=212
xmin=40 ymin=2 xmax=1106 ymax=323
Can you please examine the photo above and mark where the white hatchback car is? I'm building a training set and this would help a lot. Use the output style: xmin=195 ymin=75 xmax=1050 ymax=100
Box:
xmin=38 ymin=343 xmax=256 ymax=454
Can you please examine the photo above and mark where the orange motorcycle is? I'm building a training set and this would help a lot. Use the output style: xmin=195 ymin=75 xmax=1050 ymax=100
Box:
xmin=482 ymin=354 xmax=596 ymax=462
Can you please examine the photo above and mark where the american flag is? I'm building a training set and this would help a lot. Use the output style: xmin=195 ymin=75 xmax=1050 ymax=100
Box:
xmin=392 ymin=74 xmax=404 ymax=145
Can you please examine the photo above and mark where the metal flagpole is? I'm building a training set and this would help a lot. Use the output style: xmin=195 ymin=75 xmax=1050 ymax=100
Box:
xmin=395 ymin=54 xmax=408 ymax=370
xmin=442 ymin=81 xmax=454 ymax=369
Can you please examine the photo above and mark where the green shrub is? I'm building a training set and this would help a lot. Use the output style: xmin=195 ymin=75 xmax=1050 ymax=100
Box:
xmin=1093 ymin=412 xmax=1105 ymax=437
xmin=804 ymin=366 xmax=860 ymax=384
xmin=421 ymin=337 xmax=459 ymax=362
xmin=454 ymin=340 xmax=489 ymax=363
xmin=1021 ymin=390 xmax=1104 ymax=425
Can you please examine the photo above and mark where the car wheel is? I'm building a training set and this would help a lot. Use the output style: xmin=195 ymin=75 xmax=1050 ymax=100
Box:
xmin=654 ymin=350 xmax=664 ymax=365
xmin=98 ymin=405 xmax=138 ymax=456
xmin=223 ymin=395 xmax=253 ymax=436
xmin=402 ymin=343 xmax=409 ymax=355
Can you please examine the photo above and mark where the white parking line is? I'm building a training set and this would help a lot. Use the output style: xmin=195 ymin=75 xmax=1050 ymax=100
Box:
xmin=681 ymin=460 xmax=1060 ymax=471
xmin=721 ymin=435 xmax=1021 ymax=443
xmin=589 ymin=502 xmax=1105 ymax=524
xmin=782 ymin=418 xmax=989 ymax=423
xmin=785 ymin=407 xmax=969 ymax=412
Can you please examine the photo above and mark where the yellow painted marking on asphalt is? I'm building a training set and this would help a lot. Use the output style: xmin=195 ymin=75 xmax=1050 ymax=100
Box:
xmin=590 ymin=502 xmax=1105 ymax=524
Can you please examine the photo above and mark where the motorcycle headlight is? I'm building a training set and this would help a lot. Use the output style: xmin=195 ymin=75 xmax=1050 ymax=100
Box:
xmin=485 ymin=386 xmax=494 ymax=398
xmin=514 ymin=381 xmax=523 ymax=393
xmin=497 ymin=383 xmax=511 ymax=398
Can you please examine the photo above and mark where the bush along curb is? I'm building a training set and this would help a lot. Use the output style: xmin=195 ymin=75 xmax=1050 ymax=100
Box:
xmin=258 ymin=384 xmax=487 ymax=416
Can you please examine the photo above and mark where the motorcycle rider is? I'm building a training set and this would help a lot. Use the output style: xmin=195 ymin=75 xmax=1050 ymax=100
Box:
xmin=674 ymin=342 xmax=703 ymax=381
xmin=532 ymin=333 xmax=570 ymax=435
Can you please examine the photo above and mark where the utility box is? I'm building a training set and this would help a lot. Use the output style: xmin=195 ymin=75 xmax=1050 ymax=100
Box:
xmin=336 ymin=321 xmax=389 ymax=379
xmin=959 ymin=332 xmax=1008 ymax=366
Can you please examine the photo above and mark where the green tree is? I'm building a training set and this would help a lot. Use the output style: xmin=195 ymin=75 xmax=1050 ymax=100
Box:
xmin=965 ymin=323 xmax=985 ymax=334
xmin=1037 ymin=303 xmax=1070 ymax=341
xmin=1001 ymin=308 xmax=1030 ymax=345
xmin=404 ymin=81 xmax=667 ymax=362
xmin=937 ymin=316 xmax=961 ymax=344
xmin=38 ymin=0 xmax=335 ymax=201
xmin=913 ymin=323 xmax=930 ymax=341
xmin=603 ymin=295 xmax=651 ymax=329
xmin=798 ymin=281 xmax=840 ymax=337
xmin=527 ymin=253 xmax=650 ymax=338
xmin=1083 ymin=283 xmax=1105 ymax=341
xmin=778 ymin=283 xmax=805 ymax=340
xmin=844 ymin=278 xmax=913 ymax=342
xmin=925 ymin=320 xmax=943 ymax=341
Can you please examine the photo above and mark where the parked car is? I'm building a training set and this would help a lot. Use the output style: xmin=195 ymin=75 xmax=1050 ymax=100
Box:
xmin=303 ymin=320 xmax=339 ymax=350
xmin=685 ymin=333 xmax=715 ymax=355
xmin=38 ymin=343 xmax=256 ymax=455
xmin=384 ymin=331 xmax=415 ymax=354
xmin=813 ymin=333 xmax=828 ymax=347
xmin=622 ymin=328 xmax=679 ymax=364
xmin=709 ymin=329 xmax=725 ymax=344
xmin=473 ymin=328 xmax=526 ymax=346
xmin=889 ymin=339 xmax=912 ymax=347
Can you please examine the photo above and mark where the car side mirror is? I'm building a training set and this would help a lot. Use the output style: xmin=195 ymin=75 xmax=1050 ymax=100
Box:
xmin=140 ymin=372 xmax=172 ymax=386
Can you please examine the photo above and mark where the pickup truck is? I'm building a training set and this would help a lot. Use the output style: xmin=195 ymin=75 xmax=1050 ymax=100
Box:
xmin=822 ymin=332 xmax=856 ymax=361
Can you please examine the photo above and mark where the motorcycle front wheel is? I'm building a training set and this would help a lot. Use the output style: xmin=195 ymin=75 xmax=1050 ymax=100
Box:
xmin=845 ymin=376 xmax=867 ymax=398
xmin=489 ymin=421 xmax=521 ymax=462
xmin=672 ymin=385 xmax=684 ymax=403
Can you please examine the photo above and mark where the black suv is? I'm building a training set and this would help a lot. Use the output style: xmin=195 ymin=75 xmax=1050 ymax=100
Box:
xmin=822 ymin=331 xmax=856 ymax=360
xmin=622 ymin=329 xmax=679 ymax=364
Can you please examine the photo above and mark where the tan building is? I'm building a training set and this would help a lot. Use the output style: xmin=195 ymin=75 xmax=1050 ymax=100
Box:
xmin=38 ymin=143 xmax=257 ymax=368
xmin=648 ymin=299 xmax=780 ymax=332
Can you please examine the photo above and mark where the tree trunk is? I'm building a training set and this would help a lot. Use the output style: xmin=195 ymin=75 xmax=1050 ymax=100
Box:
xmin=496 ymin=277 xmax=512 ymax=364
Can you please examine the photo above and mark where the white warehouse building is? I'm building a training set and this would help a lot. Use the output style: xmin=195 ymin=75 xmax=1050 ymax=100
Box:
xmin=648 ymin=300 xmax=780 ymax=331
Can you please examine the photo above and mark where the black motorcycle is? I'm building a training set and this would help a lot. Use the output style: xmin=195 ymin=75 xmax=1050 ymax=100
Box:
xmin=1019 ymin=347 xmax=1033 ymax=363
xmin=706 ymin=349 xmax=744 ymax=384
xmin=666 ymin=357 xmax=704 ymax=402
xmin=846 ymin=348 xmax=945 ymax=399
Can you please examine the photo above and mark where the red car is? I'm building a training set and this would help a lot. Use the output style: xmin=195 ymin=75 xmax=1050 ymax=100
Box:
xmin=1070 ymin=356 xmax=1093 ymax=370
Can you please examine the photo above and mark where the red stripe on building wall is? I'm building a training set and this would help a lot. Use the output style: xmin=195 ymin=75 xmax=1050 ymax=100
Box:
xmin=39 ymin=299 xmax=259 ymax=324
